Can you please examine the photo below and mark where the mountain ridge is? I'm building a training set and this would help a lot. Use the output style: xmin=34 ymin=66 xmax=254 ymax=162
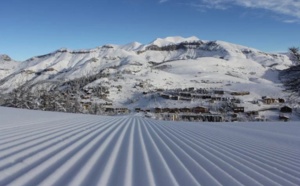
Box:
xmin=0 ymin=36 xmax=297 ymax=121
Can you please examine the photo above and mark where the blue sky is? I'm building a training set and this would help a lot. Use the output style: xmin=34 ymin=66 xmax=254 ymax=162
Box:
xmin=0 ymin=0 xmax=299 ymax=61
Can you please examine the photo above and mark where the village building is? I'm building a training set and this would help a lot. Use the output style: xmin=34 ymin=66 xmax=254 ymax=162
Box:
xmin=169 ymin=108 xmax=179 ymax=113
xmin=192 ymin=107 xmax=208 ymax=113
xmin=211 ymin=97 xmax=221 ymax=101
xmin=154 ymin=107 xmax=162 ymax=113
xmin=196 ymin=88 xmax=209 ymax=94
xmin=279 ymin=114 xmax=289 ymax=122
xmin=231 ymin=91 xmax=250 ymax=96
xmin=105 ymin=107 xmax=115 ymax=113
xmin=179 ymin=108 xmax=192 ymax=113
xmin=182 ymin=114 xmax=223 ymax=122
xmin=202 ymin=95 xmax=212 ymax=99
xmin=233 ymin=107 xmax=244 ymax=113
xmin=115 ymin=108 xmax=130 ymax=114
xmin=192 ymin=94 xmax=203 ymax=99
xmin=179 ymin=92 xmax=192 ymax=97
xmin=214 ymin=90 xmax=224 ymax=95
xmin=161 ymin=94 xmax=171 ymax=99
xmin=156 ymin=88 xmax=164 ymax=92
xmin=280 ymin=106 xmax=292 ymax=113
xmin=263 ymin=97 xmax=276 ymax=104
xmin=162 ymin=108 xmax=171 ymax=113
xmin=170 ymin=95 xmax=180 ymax=100
xmin=247 ymin=111 xmax=259 ymax=116
xmin=278 ymin=98 xmax=285 ymax=103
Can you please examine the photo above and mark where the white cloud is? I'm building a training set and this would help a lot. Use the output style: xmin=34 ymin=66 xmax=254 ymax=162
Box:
xmin=159 ymin=0 xmax=169 ymax=3
xmin=192 ymin=0 xmax=300 ymax=20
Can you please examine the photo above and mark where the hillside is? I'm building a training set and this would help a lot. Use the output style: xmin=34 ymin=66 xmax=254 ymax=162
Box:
xmin=0 ymin=36 xmax=297 ymax=121
xmin=0 ymin=107 xmax=299 ymax=186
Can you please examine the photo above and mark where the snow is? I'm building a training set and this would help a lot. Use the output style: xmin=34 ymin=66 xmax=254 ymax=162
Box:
xmin=0 ymin=107 xmax=299 ymax=186
xmin=150 ymin=36 xmax=199 ymax=47
xmin=0 ymin=36 xmax=297 ymax=121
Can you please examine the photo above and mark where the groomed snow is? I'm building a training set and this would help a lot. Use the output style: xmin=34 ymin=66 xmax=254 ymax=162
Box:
xmin=0 ymin=107 xmax=299 ymax=186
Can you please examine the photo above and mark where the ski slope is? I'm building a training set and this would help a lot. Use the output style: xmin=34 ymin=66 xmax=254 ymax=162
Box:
xmin=0 ymin=107 xmax=299 ymax=186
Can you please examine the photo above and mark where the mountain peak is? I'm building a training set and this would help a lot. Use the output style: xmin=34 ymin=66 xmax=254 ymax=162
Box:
xmin=0 ymin=54 xmax=13 ymax=62
xmin=121 ymin=42 xmax=143 ymax=51
xmin=150 ymin=36 xmax=200 ymax=47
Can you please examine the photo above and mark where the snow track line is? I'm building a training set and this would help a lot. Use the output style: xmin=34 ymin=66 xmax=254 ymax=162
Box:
xmin=0 ymin=117 xmax=99 ymax=149
xmin=178 ymin=123 xmax=300 ymax=164
xmin=0 ymin=118 xmax=121 ymax=185
xmin=10 ymin=118 xmax=123 ymax=186
xmin=0 ymin=118 xmax=117 ymax=162
xmin=0 ymin=108 xmax=299 ymax=186
xmin=178 ymin=124 xmax=300 ymax=175
xmin=155 ymin=121 xmax=299 ymax=186
xmin=143 ymin=119 xmax=224 ymax=186
xmin=148 ymin=119 xmax=262 ymax=186
xmin=143 ymin=119 xmax=201 ymax=186
xmin=69 ymin=118 xmax=130 ymax=186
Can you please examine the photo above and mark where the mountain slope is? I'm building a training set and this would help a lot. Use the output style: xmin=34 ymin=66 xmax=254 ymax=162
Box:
xmin=0 ymin=37 xmax=295 ymax=121
xmin=0 ymin=54 xmax=19 ymax=80
xmin=0 ymin=37 xmax=291 ymax=92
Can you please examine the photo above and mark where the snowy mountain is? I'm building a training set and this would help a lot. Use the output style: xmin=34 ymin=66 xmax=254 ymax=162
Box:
xmin=0 ymin=36 xmax=296 ymax=121
xmin=0 ymin=36 xmax=291 ymax=91
xmin=0 ymin=54 xmax=19 ymax=80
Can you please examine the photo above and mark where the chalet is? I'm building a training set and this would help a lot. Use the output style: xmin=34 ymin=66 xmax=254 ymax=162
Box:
xmin=211 ymin=97 xmax=221 ymax=101
xmin=231 ymin=98 xmax=241 ymax=103
xmin=196 ymin=88 xmax=209 ymax=94
xmin=104 ymin=102 xmax=113 ymax=106
xmin=280 ymin=106 xmax=292 ymax=113
xmin=247 ymin=111 xmax=259 ymax=116
xmin=179 ymin=108 xmax=191 ymax=113
xmin=161 ymin=94 xmax=171 ymax=99
xmin=232 ymin=113 xmax=238 ymax=118
xmin=192 ymin=94 xmax=203 ymax=99
xmin=188 ymin=87 xmax=195 ymax=92
xmin=214 ymin=90 xmax=224 ymax=95
xmin=192 ymin=107 xmax=208 ymax=113
xmin=162 ymin=108 xmax=171 ymax=113
xmin=105 ymin=108 xmax=115 ymax=113
xmin=179 ymin=92 xmax=192 ymax=97
xmin=231 ymin=91 xmax=250 ymax=96
xmin=263 ymin=97 xmax=276 ymax=104
xmin=222 ymin=97 xmax=230 ymax=101
xmin=278 ymin=98 xmax=285 ymax=103
xmin=169 ymin=108 xmax=179 ymax=113
xmin=170 ymin=96 xmax=180 ymax=100
xmin=279 ymin=114 xmax=289 ymax=122
xmin=203 ymin=115 xmax=223 ymax=122
xmin=202 ymin=95 xmax=212 ymax=99
xmin=115 ymin=108 xmax=130 ymax=114
xmin=233 ymin=107 xmax=244 ymax=113
xmin=154 ymin=107 xmax=162 ymax=113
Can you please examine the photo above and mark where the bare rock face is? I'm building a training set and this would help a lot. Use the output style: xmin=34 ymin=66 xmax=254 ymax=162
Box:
xmin=0 ymin=55 xmax=12 ymax=62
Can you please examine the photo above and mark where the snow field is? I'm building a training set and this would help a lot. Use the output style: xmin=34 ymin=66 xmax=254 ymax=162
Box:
xmin=0 ymin=107 xmax=299 ymax=186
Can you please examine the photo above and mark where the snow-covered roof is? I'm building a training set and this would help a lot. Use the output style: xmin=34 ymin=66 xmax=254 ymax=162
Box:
xmin=0 ymin=107 xmax=299 ymax=185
